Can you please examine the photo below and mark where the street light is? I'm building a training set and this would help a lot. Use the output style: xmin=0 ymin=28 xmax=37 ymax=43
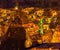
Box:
xmin=14 ymin=6 xmax=18 ymax=10
xmin=14 ymin=0 xmax=19 ymax=10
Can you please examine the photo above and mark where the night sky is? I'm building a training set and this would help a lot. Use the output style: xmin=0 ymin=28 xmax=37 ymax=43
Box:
xmin=0 ymin=0 xmax=42 ymax=8
xmin=0 ymin=0 xmax=59 ymax=8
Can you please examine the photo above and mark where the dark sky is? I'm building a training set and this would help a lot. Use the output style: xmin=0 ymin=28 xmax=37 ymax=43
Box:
xmin=0 ymin=0 xmax=59 ymax=8
xmin=0 ymin=0 xmax=42 ymax=8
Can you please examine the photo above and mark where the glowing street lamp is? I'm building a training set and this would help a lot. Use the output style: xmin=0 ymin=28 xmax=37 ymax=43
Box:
xmin=14 ymin=6 xmax=18 ymax=10
xmin=14 ymin=0 xmax=19 ymax=10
